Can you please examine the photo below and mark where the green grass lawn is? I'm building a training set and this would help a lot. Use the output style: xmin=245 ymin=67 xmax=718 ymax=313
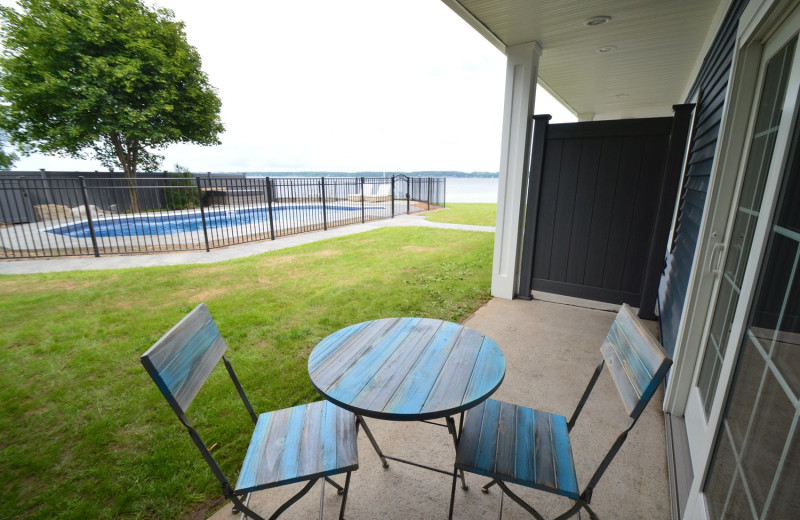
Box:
xmin=0 ymin=227 xmax=493 ymax=519
xmin=424 ymin=203 xmax=497 ymax=227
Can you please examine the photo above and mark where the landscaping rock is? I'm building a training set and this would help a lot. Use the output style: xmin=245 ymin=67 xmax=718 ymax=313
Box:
xmin=34 ymin=204 xmax=73 ymax=222
xmin=72 ymin=204 xmax=107 ymax=220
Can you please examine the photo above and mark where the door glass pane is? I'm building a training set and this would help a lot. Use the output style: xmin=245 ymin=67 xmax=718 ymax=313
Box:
xmin=724 ymin=338 xmax=765 ymax=450
xmin=705 ymin=428 xmax=737 ymax=519
xmin=767 ymin=430 xmax=800 ymax=519
xmin=697 ymin=38 xmax=797 ymax=417
xmin=704 ymin=62 xmax=800 ymax=519
xmin=739 ymin=367 xmax=795 ymax=513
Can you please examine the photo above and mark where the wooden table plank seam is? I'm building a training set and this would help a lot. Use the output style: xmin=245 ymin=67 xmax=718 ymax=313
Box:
xmin=325 ymin=318 xmax=423 ymax=400
xmin=349 ymin=320 xmax=444 ymax=412
xmin=383 ymin=322 xmax=464 ymax=415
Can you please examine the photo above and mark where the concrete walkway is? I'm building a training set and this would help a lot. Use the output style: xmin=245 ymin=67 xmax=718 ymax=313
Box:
xmin=0 ymin=213 xmax=494 ymax=274
xmin=208 ymin=298 xmax=669 ymax=520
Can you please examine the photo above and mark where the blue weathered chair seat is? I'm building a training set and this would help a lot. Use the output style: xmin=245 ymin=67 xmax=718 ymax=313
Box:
xmin=236 ymin=400 xmax=358 ymax=493
xmin=455 ymin=399 xmax=579 ymax=499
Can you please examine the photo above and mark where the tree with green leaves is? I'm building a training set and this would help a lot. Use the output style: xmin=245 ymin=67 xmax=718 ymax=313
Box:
xmin=0 ymin=0 xmax=224 ymax=209
xmin=0 ymin=130 xmax=17 ymax=169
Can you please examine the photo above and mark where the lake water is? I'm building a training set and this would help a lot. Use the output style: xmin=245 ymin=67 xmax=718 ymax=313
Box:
xmin=244 ymin=174 xmax=498 ymax=204
xmin=444 ymin=177 xmax=498 ymax=203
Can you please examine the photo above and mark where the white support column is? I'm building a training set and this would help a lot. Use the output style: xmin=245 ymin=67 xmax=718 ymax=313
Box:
xmin=491 ymin=41 xmax=542 ymax=299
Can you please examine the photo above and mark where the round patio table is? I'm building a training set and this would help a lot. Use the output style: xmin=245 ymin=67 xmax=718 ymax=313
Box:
xmin=308 ymin=317 xmax=505 ymax=479
xmin=308 ymin=317 xmax=506 ymax=420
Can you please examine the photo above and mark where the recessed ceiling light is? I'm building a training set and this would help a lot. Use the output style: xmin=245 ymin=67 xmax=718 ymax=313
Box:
xmin=598 ymin=46 xmax=617 ymax=53
xmin=585 ymin=15 xmax=612 ymax=26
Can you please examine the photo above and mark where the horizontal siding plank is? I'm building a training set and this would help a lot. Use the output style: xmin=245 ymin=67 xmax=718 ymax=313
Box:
xmin=690 ymin=140 xmax=719 ymax=163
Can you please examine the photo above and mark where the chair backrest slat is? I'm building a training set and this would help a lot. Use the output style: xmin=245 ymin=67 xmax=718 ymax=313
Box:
xmin=141 ymin=303 xmax=227 ymax=415
xmin=601 ymin=304 xmax=671 ymax=419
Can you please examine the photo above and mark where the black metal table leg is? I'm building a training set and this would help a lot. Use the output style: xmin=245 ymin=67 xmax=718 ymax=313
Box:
xmin=357 ymin=415 xmax=389 ymax=468
xmin=447 ymin=414 xmax=468 ymax=490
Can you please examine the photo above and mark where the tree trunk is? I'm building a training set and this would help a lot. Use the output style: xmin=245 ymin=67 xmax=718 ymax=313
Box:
xmin=109 ymin=132 xmax=139 ymax=212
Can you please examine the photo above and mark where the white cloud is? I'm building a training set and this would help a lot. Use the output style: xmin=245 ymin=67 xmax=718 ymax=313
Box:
xmin=5 ymin=0 xmax=575 ymax=173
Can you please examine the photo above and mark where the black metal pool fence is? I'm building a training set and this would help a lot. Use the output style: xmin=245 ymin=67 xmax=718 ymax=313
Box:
xmin=0 ymin=172 xmax=446 ymax=258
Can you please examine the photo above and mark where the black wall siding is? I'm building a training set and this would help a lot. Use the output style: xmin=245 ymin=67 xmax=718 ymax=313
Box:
xmin=657 ymin=0 xmax=750 ymax=355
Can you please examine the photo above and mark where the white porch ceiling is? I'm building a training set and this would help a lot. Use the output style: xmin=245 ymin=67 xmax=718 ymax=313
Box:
xmin=442 ymin=0 xmax=725 ymax=119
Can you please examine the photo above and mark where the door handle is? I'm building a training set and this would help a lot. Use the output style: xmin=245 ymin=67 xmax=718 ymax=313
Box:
xmin=707 ymin=241 xmax=725 ymax=277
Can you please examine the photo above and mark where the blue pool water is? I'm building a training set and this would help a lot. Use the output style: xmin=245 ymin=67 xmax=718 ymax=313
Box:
xmin=48 ymin=205 xmax=361 ymax=238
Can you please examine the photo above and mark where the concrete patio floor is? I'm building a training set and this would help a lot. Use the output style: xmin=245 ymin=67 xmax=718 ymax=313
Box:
xmin=209 ymin=298 xmax=669 ymax=520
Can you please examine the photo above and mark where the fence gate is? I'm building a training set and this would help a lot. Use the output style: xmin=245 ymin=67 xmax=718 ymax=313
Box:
xmin=518 ymin=107 xmax=693 ymax=318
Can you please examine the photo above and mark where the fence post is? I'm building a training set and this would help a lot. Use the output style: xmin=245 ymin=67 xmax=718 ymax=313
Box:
xmin=39 ymin=168 xmax=55 ymax=205
xmin=443 ymin=177 xmax=447 ymax=208
xmin=427 ymin=177 xmax=432 ymax=210
xmin=78 ymin=176 xmax=101 ymax=257
xmin=265 ymin=177 xmax=275 ymax=240
xmin=391 ymin=176 xmax=395 ymax=218
xmin=321 ymin=177 xmax=328 ymax=230
xmin=360 ymin=177 xmax=365 ymax=223
xmin=195 ymin=177 xmax=211 ymax=252
xmin=406 ymin=178 xmax=410 ymax=215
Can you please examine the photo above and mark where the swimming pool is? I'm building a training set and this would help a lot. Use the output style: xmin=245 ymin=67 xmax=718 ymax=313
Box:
xmin=48 ymin=205 xmax=362 ymax=238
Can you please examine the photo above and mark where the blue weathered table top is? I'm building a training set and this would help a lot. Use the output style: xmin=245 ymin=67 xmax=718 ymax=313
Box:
xmin=308 ymin=317 xmax=506 ymax=421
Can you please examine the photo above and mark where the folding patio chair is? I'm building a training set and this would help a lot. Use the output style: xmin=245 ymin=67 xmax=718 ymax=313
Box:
xmin=141 ymin=303 xmax=358 ymax=520
xmin=448 ymin=303 xmax=671 ymax=520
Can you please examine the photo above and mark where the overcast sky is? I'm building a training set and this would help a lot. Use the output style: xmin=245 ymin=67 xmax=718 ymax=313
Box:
xmin=5 ymin=0 xmax=575 ymax=173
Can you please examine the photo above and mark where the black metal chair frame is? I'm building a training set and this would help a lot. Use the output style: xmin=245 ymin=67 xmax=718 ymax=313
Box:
xmin=141 ymin=304 xmax=356 ymax=520
xmin=179 ymin=355 xmax=352 ymax=520
xmin=471 ymin=360 xmax=624 ymax=520
xmin=448 ymin=304 xmax=671 ymax=520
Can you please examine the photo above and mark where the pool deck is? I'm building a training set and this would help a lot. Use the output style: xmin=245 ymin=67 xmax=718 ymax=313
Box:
xmin=0 ymin=213 xmax=494 ymax=274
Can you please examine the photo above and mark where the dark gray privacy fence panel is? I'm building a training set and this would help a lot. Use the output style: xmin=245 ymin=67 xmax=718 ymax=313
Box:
xmin=520 ymin=115 xmax=690 ymax=311
xmin=657 ymin=0 xmax=749 ymax=355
